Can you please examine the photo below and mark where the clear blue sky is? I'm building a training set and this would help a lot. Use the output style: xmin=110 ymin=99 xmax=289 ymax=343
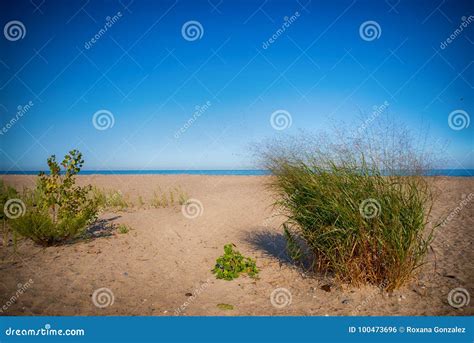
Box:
xmin=0 ymin=0 xmax=472 ymax=171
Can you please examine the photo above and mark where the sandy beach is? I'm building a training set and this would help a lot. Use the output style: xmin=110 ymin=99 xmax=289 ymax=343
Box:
xmin=0 ymin=175 xmax=472 ymax=316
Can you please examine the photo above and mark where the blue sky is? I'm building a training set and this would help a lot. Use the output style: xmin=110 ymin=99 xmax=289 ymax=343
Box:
xmin=0 ymin=0 xmax=472 ymax=170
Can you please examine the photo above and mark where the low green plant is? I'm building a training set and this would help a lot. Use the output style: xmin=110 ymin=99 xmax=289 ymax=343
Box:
xmin=117 ymin=224 xmax=130 ymax=234
xmin=212 ymin=244 xmax=259 ymax=280
xmin=216 ymin=303 xmax=234 ymax=310
xmin=10 ymin=150 xmax=98 ymax=246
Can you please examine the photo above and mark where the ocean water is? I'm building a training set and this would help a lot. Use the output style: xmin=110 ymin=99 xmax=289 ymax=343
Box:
xmin=1 ymin=169 xmax=473 ymax=176
xmin=0 ymin=169 xmax=270 ymax=176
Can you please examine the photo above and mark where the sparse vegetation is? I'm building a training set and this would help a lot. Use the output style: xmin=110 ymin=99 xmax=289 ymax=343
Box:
xmin=117 ymin=223 xmax=130 ymax=234
xmin=216 ymin=303 xmax=234 ymax=310
xmin=93 ymin=187 xmax=130 ymax=211
xmin=137 ymin=195 xmax=145 ymax=208
xmin=93 ymin=186 xmax=188 ymax=210
xmin=0 ymin=180 xmax=20 ymax=246
xmin=259 ymin=123 xmax=440 ymax=290
xmin=10 ymin=150 xmax=98 ymax=246
xmin=212 ymin=244 xmax=259 ymax=280
xmin=152 ymin=186 xmax=189 ymax=208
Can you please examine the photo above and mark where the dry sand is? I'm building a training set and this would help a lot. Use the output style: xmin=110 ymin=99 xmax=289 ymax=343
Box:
xmin=0 ymin=175 xmax=473 ymax=316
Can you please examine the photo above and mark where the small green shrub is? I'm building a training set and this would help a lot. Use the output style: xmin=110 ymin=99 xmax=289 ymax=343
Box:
xmin=117 ymin=224 xmax=130 ymax=234
xmin=10 ymin=150 xmax=98 ymax=246
xmin=212 ymin=244 xmax=259 ymax=280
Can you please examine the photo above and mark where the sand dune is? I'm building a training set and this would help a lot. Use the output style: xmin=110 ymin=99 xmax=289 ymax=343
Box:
xmin=0 ymin=175 xmax=472 ymax=316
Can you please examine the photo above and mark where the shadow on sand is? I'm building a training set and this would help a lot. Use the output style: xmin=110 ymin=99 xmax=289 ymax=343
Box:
xmin=83 ymin=216 xmax=122 ymax=239
xmin=244 ymin=228 xmax=315 ymax=272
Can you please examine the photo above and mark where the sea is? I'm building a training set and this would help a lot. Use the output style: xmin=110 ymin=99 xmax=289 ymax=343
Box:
xmin=0 ymin=169 xmax=473 ymax=176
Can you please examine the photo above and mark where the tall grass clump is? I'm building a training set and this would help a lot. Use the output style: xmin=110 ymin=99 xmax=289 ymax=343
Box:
xmin=259 ymin=123 xmax=440 ymax=290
